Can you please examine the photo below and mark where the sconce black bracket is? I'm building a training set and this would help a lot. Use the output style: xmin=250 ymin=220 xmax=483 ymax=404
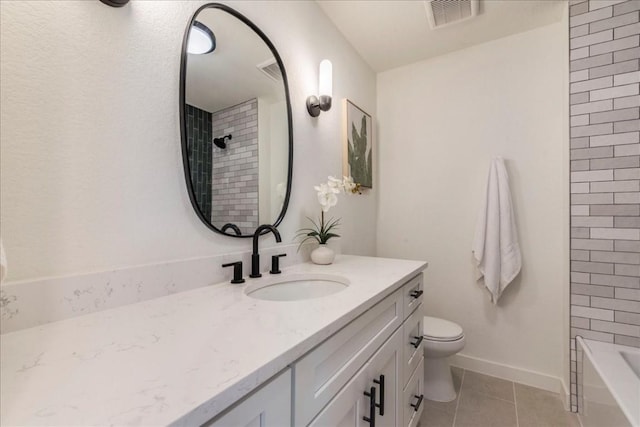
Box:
xmin=306 ymin=95 xmax=332 ymax=118
xmin=99 ymin=0 xmax=129 ymax=7
xmin=306 ymin=96 xmax=321 ymax=117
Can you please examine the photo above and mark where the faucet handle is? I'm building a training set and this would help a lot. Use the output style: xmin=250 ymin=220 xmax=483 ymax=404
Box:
xmin=222 ymin=261 xmax=245 ymax=284
xmin=270 ymin=254 xmax=287 ymax=274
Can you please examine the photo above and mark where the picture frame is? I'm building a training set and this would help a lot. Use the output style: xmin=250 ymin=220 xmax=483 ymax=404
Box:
xmin=342 ymin=99 xmax=373 ymax=189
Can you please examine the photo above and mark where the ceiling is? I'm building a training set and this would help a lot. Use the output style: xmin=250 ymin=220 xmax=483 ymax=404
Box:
xmin=317 ymin=0 xmax=566 ymax=72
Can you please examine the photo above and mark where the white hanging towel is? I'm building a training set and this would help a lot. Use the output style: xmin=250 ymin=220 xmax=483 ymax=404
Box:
xmin=472 ymin=157 xmax=522 ymax=304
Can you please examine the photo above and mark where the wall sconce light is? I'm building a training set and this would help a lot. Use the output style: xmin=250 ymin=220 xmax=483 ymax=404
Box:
xmin=306 ymin=59 xmax=332 ymax=117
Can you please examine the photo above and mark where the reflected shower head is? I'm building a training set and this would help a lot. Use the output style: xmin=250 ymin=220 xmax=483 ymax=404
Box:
xmin=213 ymin=134 xmax=232 ymax=149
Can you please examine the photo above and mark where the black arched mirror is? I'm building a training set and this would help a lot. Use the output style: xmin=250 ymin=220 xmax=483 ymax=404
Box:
xmin=180 ymin=3 xmax=293 ymax=237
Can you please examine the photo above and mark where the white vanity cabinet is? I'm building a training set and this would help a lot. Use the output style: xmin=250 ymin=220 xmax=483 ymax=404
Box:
xmin=203 ymin=369 xmax=292 ymax=427
xmin=204 ymin=272 xmax=425 ymax=427
xmin=303 ymin=272 xmax=425 ymax=427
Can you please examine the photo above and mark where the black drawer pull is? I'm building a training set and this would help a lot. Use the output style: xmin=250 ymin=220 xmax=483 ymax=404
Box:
xmin=373 ymin=375 xmax=385 ymax=416
xmin=411 ymin=335 xmax=424 ymax=349
xmin=411 ymin=394 xmax=424 ymax=412
xmin=363 ymin=386 xmax=376 ymax=426
xmin=410 ymin=289 xmax=423 ymax=299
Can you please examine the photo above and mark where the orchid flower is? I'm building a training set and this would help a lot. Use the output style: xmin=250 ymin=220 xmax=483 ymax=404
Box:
xmin=327 ymin=176 xmax=344 ymax=193
xmin=343 ymin=176 xmax=356 ymax=193
xmin=297 ymin=176 xmax=361 ymax=250
xmin=314 ymin=183 xmax=338 ymax=212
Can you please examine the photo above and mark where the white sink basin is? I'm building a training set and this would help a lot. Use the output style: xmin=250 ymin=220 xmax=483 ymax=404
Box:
xmin=245 ymin=273 xmax=350 ymax=301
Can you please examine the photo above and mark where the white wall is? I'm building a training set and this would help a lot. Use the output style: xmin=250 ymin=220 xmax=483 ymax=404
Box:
xmin=0 ymin=0 xmax=377 ymax=281
xmin=560 ymin=6 xmax=570 ymax=402
xmin=377 ymin=22 xmax=569 ymax=385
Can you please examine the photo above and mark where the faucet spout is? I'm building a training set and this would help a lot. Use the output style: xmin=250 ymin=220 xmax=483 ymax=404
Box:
xmin=250 ymin=224 xmax=281 ymax=278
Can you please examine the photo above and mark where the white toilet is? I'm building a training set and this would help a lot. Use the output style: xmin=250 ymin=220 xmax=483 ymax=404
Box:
xmin=422 ymin=316 xmax=465 ymax=402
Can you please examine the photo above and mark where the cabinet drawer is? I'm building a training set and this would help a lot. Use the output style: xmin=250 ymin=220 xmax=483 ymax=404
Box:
xmin=402 ymin=273 xmax=424 ymax=318
xmin=202 ymin=369 xmax=291 ymax=427
xmin=402 ymin=357 xmax=425 ymax=427
xmin=294 ymin=288 xmax=403 ymax=427
xmin=402 ymin=304 xmax=424 ymax=387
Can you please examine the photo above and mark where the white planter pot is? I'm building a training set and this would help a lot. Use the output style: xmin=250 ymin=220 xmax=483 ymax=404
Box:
xmin=310 ymin=244 xmax=335 ymax=265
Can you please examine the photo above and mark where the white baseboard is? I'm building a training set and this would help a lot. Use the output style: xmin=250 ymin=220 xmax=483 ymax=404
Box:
xmin=450 ymin=353 xmax=567 ymax=398
xmin=560 ymin=379 xmax=571 ymax=411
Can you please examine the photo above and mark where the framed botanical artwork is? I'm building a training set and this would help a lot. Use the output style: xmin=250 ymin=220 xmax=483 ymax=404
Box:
xmin=342 ymin=99 xmax=373 ymax=189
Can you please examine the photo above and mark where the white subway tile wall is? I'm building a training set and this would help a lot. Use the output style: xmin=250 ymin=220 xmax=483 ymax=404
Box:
xmin=211 ymin=99 xmax=259 ymax=235
xmin=569 ymin=0 xmax=640 ymax=413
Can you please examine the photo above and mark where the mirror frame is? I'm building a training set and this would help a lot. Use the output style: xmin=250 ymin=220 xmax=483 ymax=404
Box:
xmin=179 ymin=3 xmax=293 ymax=238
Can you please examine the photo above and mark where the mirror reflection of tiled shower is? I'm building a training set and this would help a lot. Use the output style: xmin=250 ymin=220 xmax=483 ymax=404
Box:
xmin=185 ymin=99 xmax=259 ymax=235
xmin=210 ymin=98 xmax=259 ymax=235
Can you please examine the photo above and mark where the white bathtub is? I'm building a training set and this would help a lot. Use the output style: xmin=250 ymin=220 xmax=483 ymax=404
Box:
xmin=577 ymin=337 xmax=640 ymax=427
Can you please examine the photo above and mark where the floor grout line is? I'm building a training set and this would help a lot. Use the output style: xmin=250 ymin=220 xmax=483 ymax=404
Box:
xmin=467 ymin=393 xmax=517 ymax=406
xmin=460 ymin=374 xmax=517 ymax=405
xmin=513 ymin=382 xmax=520 ymax=427
xmin=451 ymin=368 xmax=465 ymax=427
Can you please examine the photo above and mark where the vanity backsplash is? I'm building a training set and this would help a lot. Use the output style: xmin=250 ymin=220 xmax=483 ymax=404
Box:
xmin=0 ymin=243 xmax=322 ymax=334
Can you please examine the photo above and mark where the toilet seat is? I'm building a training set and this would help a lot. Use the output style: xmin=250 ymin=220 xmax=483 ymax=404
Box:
xmin=423 ymin=316 xmax=464 ymax=342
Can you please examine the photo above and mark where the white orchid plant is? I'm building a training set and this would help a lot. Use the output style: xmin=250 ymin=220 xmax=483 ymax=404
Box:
xmin=296 ymin=176 xmax=361 ymax=249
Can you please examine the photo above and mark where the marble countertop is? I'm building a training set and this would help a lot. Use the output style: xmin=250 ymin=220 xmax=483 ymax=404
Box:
xmin=1 ymin=255 xmax=427 ymax=426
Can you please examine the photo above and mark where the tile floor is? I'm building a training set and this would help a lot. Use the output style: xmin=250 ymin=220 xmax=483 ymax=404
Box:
xmin=419 ymin=367 xmax=580 ymax=427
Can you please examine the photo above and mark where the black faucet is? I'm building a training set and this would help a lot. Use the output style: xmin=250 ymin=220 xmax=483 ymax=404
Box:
xmin=250 ymin=224 xmax=281 ymax=278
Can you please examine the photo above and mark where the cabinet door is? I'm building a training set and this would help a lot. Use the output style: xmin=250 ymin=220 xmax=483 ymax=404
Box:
xmin=295 ymin=288 xmax=403 ymax=426
xmin=368 ymin=326 xmax=401 ymax=427
xmin=309 ymin=328 xmax=402 ymax=427
xmin=202 ymin=369 xmax=291 ymax=427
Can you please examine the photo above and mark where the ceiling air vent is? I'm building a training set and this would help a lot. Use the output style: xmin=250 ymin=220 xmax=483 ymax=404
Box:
xmin=257 ymin=58 xmax=282 ymax=82
xmin=424 ymin=0 xmax=479 ymax=29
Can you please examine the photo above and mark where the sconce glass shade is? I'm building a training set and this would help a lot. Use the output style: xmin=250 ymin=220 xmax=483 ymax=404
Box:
xmin=188 ymin=21 xmax=216 ymax=55
xmin=307 ymin=59 xmax=333 ymax=117
xmin=319 ymin=59 xmax=332 ymax=98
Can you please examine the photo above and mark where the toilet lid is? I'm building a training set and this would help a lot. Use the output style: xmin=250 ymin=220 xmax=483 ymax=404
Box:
xmin=423 ymin=316 xmax=464 ymax=341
